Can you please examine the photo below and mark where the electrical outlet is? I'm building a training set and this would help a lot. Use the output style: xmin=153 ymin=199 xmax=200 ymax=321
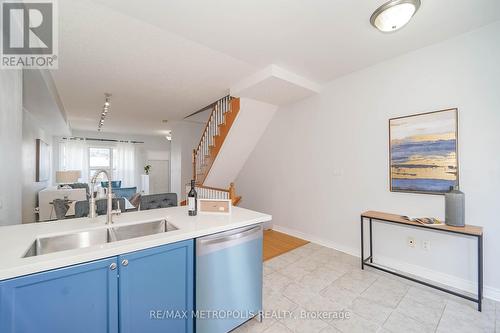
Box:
xmin=407 ymin=237 xmax=416 ymax=248
xmin=422 ymin=240 xmax=431 ymax=251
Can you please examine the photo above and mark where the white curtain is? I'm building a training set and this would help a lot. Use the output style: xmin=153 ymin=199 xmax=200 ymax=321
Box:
xmin=59 ymin=139 xmax=89 ymax=183
xmin=113 ymin=142 xmax=136 ymax=187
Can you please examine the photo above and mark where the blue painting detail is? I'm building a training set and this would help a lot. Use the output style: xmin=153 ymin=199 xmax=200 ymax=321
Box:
xmin=391 ymin=140 xmax=457 ymax=164
xmin=392 ymin=179 xmax=456 ymax=193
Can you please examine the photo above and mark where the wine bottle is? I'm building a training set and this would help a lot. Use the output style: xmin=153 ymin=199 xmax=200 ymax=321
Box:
xmin=188 ymin=180 xmax=197 ymax=216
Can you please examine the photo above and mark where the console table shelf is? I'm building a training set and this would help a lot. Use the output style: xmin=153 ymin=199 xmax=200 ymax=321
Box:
xmin=360 ymin=210 xmax=483 ymax=311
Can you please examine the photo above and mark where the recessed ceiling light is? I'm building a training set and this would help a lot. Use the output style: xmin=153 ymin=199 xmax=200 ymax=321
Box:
xmin=370 ymin=0 xmax=421 ymax=33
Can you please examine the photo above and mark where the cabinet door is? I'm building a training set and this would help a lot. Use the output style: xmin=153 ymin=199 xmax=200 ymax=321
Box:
xmin=118 ymin=239 xmax=194 ymax=333
xmin=0 ymin=257 xmax=119 ymax=333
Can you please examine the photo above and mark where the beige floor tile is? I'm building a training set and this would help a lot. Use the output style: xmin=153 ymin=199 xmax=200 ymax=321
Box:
xmin=280 ymin=307 xmax=330 ymax=332
xmin=319 ymin=325 xmax=342 ymax=333
xmin=277 ymin=251 xmax=303 ymax=264
xmin=232 ymin=317 xmax=276 ymax=333
xmin=350 ymin=297 xmax=393 ymax=325
xmin=263 ymin=264 xmax=275 ymax=277
xmin=321 ymin=283 xmax=359 ymax=308
xmin=330 ymin=311 xmax=380 ymax=333
xmin=336 ymin=252 xmax=360 ymax=267
xmin=301 ymin=295 xmax=344 ymax=313
xmin=360 ymin=277 xmax=408 ymax=309
xmin=282 ymin=282 xmax=318 ymax=305
xmin=436 ymin=299 xmax=495 ymax=333
xmin=405 ymin=285 xmax=447 ymax=308
xmin=290 ymin=246 xmax=322 ymax=258
xmin=332 ymin=270 xmax=378 ymax=294
xmin=292 ymin=257 xmax=323 ymax=272
xmin=278 ymin=264 xmax=310 ymax=281
xmin=263 ymin=291 xmax=298 ymax=314
xmin=309 ymin=265 xmax=346 ymax=282
xmin=260 ymin=243 xmax=500 ymax=333
xmin=262 ymin=321 xmax=293 ymax=333
xmin=300 ymin=242 xmax=325 ymax=252
xmin=266 ymin=256 xmax=292 ymax=271
xmin=383 ymin=311 xmax=435 ymax=333
xmin=264 ymin=272 xmax=293 ymax=293
xmin=299 ymin=272 xmax=338 ymax=293
xmin=396 ymin=295 xmax=444 ymax=328
xmin=496 ymin=304 xmax=500 ymax=332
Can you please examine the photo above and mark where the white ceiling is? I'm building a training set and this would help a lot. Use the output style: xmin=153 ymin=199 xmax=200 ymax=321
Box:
xmin=52 ymin=0 xmax=500 ymax=135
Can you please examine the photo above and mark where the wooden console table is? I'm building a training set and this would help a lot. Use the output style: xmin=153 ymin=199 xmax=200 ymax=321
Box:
xmin=360 ymin=211 xmax=484 ymax=311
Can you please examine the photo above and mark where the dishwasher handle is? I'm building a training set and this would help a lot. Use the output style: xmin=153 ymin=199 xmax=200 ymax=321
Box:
xmin=196 ymin=224 xmax=262 ymax=255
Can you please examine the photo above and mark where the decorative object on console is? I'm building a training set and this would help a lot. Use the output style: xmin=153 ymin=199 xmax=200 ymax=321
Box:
xmin=56 ymin=170 xmax=81 ymax=189
xmin=140 ymin=174 xmax=150 ymax=194
xmin=445 ymin=186 xmax=465 ymax=227
xmin=36 ymin=139 xmax=51 ymax=182
xmin=389 ymin=108 xmax=458 ymax=194
xmin=401 ymin=215 xmax=443 ymax=225
xmin=144 ymin=164 xmax=151 ymax=175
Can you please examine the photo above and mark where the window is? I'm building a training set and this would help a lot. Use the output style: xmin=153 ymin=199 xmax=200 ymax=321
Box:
xmin=89 ymin=147 xmax=113 ymax=183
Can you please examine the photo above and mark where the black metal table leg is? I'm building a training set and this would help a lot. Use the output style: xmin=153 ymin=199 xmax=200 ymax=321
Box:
xmin=369 ymin=218 xmax=373 ymax=263
xmin=478 ymin=235 xmax=483 ymax=311
xmin=360 ymin=216 xmax=364 ymax=270
xmin=360 ymin=214 xmax=484 ymax=312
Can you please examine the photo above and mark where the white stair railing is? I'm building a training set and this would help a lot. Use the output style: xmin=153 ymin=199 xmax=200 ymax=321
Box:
xmin=193 ymin=95 xmax=232 ymax=182
xmin=185 ymin=184 xmax=230 ymax=201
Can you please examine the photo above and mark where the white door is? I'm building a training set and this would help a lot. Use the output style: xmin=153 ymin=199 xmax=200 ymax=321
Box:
xmin=147 ymin=160 xmax=170 ymax=194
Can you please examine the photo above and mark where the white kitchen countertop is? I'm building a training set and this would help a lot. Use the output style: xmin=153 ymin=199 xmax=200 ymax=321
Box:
xmin=0 ymin=206 xmax=271 ymax=281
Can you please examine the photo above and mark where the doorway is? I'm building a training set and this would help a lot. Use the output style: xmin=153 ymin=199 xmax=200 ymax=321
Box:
xmin=147 ymin=160 xmax=170 ymax=194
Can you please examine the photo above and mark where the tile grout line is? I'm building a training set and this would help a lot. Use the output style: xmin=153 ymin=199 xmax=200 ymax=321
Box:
xmin=433 ymin=302 xmax=447 ymax=333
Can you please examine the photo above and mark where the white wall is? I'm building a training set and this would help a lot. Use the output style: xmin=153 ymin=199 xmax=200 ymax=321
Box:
xmin=236 ymin=22 xmax=500 ymax=300
xmin=169 ymin=121 xmax=205 ymax=201
xmin=22 ymin=110 xmax=54 ymax=223
xmin=0 ymin=70 xmax=23 ymax=226
xmin=204 ymin=98 xmax=277 ymax=188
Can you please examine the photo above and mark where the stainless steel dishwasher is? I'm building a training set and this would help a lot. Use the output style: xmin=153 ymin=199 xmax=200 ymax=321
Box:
xmin=196 ymin=224 xmax=263 ymax=333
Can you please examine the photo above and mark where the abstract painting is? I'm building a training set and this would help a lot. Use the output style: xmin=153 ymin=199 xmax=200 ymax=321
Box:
xmin=389 ymin=109 xmax=458 ymax=194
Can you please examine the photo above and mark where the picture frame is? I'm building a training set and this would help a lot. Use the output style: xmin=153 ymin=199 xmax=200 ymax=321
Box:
xmin=197 ymin=199 xmax=232 ymax=215
xmin=389 ymin=108 xmax=459 ymax=195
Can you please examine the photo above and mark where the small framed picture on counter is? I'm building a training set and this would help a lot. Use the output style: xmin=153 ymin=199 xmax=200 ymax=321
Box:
xmin=197 ymin=199 xmax=232 ymax=215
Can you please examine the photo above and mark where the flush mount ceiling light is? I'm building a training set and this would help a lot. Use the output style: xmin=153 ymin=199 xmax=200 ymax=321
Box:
xmin=370 ymin=0 xmax=421 ymax=33
xmin=98 ymin=93 xmax=112 ymax=132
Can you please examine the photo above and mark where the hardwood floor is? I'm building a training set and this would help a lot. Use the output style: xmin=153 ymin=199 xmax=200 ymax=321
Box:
xmin=263 ymin=229 xmax=309 ymax=261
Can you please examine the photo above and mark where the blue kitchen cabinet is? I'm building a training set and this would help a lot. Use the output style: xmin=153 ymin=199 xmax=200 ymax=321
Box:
xmin=0 ymin=257 xmax=119 ymax=333
xmin=118 ymin=239 xmax=194 ymax=333
xmin=0 ymin=239 xmax=194 ymax=333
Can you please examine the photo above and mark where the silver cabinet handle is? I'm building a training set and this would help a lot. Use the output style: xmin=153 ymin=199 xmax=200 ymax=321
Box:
xmin=109 ymin=263 xmax=117 ymax=270
xmin=121 ymin=259 xmax=129 ymax=266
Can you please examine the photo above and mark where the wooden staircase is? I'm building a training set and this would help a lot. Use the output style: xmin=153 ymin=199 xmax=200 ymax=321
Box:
xmin=184 ymin=96 xmax=242 ymax=205
xmin=193 ymin=96 xmax=240 ymax=185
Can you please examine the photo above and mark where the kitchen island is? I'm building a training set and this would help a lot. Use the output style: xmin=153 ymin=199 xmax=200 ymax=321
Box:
xmin=0 ymin=206 xmax=271 ymax=333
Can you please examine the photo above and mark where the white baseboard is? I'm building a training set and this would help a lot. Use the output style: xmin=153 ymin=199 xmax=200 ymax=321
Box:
xmin=272 ymin=224 xmax=500 ymax=302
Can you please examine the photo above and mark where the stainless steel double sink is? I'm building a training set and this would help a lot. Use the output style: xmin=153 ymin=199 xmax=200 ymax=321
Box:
xmin=23 ymin=220 xmax=178 ymax=258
